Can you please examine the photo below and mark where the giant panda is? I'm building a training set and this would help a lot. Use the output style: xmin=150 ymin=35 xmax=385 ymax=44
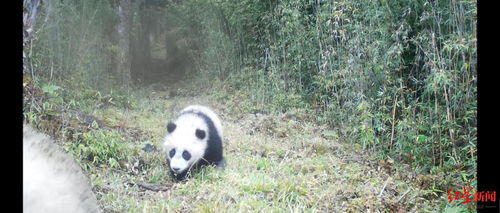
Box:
xmin=163 ymin=105 xmax=225 ymax=181
xmin=23 ymin=124 xmax=101 ymax=213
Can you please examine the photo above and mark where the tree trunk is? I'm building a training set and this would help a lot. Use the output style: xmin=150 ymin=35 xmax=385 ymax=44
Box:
xmin=116 ymin=0 xmax=132 ymax=85
xmin=23 ymin=0 xmax=42 ymax=75
xmin=23 ymin=0 xmax=41 ymax=41
xmin=131 ymin=6 xmax=152 ymax=84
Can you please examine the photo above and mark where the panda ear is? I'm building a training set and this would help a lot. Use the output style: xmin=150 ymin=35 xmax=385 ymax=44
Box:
xmin=167 ymin=122 xmax=176 ymax=133
xmin=195 ymin=129 xmax=206 ymax=140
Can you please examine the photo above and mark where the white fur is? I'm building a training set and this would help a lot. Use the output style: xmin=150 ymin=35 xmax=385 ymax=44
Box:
xmin=180 ymin=105 xmax=223 ymax=139
xmin=163 ymin=105 xmax=222 ymax=174
xmin=23 ymin=125 xmax=101 ymax=213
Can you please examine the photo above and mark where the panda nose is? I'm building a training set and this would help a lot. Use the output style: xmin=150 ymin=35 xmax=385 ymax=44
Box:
xmin=172 ymin=167 xmax=180 ymax=172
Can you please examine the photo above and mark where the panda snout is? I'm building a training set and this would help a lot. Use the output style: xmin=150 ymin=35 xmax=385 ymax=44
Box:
xmin=172 ymin=167 xmax=181 ymax=172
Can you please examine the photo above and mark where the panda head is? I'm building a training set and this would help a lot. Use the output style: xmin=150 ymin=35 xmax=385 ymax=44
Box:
xmin=163 ymin=114 xmax=209 ymax=175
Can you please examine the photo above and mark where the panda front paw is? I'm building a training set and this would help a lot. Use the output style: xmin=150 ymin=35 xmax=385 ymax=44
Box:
xmin=215 ymin=158 xmax=226 ymax=170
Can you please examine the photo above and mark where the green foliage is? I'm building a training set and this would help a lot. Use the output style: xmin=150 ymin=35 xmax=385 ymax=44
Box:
xmin=443 ymin=206 xmax=472 ymax=213
xmin=41 ymin=83 xmax=62 ymax=97
xmin=65 ymin=129 xmax=128 ymax=169
xmin=186 ymin=0 xmax=477 ymax=175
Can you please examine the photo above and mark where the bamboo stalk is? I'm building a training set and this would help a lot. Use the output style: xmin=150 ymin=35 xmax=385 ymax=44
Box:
xmin=389 ymin=95 xmax=397 ymax=151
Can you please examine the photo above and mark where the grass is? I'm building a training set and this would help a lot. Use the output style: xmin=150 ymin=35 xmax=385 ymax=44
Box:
xmin=23 ymin=78 xmax=474 ymax=212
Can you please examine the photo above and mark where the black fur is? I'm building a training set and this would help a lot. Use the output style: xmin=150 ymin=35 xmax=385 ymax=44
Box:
xmin=169 ymin=149 xmax=175 ymax=158
xmin=195 ymin=129 xmax=206 ymax=139
xmin=167 ymin=122 xmax=176 ymax=133
xmin=169 ymin=110 xmax=224 ymax=181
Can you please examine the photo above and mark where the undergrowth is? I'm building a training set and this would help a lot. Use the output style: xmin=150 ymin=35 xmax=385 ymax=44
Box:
xmin=65 ymin=129 xmax=128 ymax=169
xmin=23 ymin=73 xmax=477 ymax=211
xmin=186 ymin=0 xmax=477 ymax=179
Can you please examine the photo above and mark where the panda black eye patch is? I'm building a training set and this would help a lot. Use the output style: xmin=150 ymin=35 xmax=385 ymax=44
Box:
xmin=182 ymin=151 xmax=191 ymax=160
xmin=195 ymin=129 xmax=206 ymax=139
xmin=167 ymin=122 xmax=176 ymax=133
xmin=169 ymin=149 xmax=176 ymax=158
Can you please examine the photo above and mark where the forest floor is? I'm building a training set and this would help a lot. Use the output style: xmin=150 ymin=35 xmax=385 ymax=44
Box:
xmin=23 ymin=78 xmax=471 ymax=212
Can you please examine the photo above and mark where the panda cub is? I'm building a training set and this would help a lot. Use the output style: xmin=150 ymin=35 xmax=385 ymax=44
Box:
xmin=163 ymin=105 xmax=225 ymax=181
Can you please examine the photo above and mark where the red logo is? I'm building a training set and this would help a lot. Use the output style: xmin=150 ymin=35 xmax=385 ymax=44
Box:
xmin=448 ymin=186 xmax=497 ymax=204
